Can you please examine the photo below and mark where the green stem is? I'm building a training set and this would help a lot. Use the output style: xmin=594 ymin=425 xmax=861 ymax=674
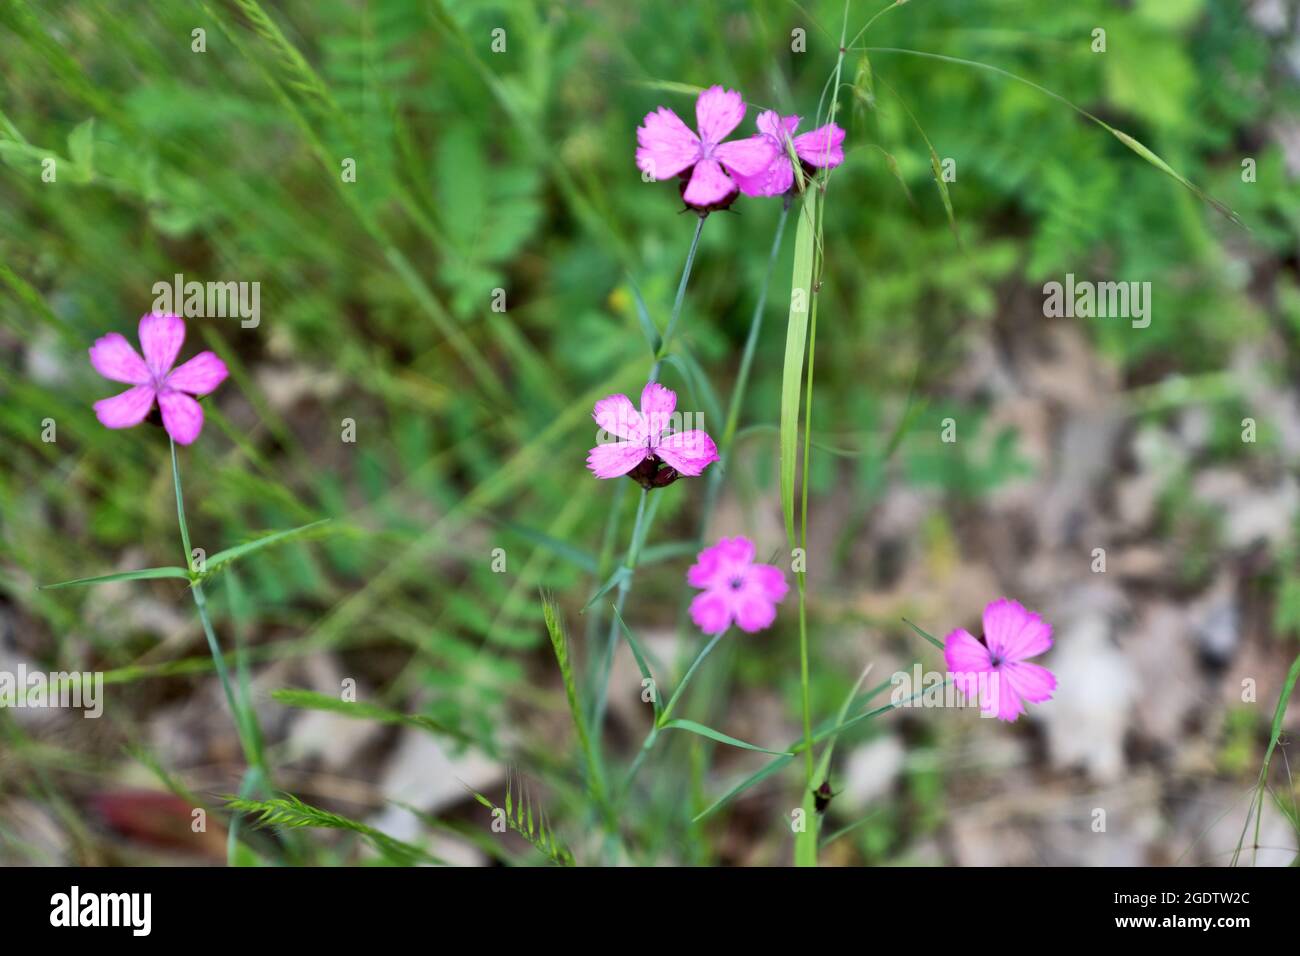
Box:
xmin=625 ymin=204 xmax=793 ymax=813
xmin=169 ymin=440 xmax=266 ymax=781
xmin=798 ymin=295 xmax=820 ymax=787
xmin=649 ymin=215 xmax=706 ymax=383
xmin=659 ymin=631 xmax=725 ymax=724
xmin=794 ymin=0 xmax=850 ymax=869
xmin=622 ymin=630 xmax=726 ymax=797
xmin=719 ymin=199 xmax=791 ymax=461
xmin=591 ymin=488 xmax=649 ymax=732
xmin=590 ymin=214 xmax=707 ymax=741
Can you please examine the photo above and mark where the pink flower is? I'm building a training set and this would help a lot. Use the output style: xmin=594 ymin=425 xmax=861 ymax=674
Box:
xmin=636 ymin=86 xmax=778 ymax=210
xmin=731 ymin=111 xmax=846 ymax=197
xmin=587 ymin=382 xmax=718 ymax=486
xmin=944 ymin=598 xmax=1057 ymax=722
xmin=89 ymin=313 xmax=229 ymax=445
xmin=687 ymin=536 xmax=788 ymax=635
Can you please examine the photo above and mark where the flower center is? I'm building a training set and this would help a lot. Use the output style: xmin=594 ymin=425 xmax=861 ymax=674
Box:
xmin=729 ymin=576 xmax=745 ymax=590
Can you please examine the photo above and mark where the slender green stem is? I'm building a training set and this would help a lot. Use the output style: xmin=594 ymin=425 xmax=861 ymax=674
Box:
xmin=590 ymin=215 xmax=707 ymax=742
xmin=625 ymin=204 xmax=793 ymax=812
xmin=719 ymin=199 xmax=791 ymax=459
xmin=591 ymin=489 xmax=649 ymax=731
xmin=793 ymin=0 xmax=851 ymax=868
xmin=170 ymin=440 xmax=193 ymax=572
xmin=797 ymin=276 xmax=821 ymax=789
xmin=659 ymin=631 xmax=725 ymax=724
xmin=649 ymin=215 xmax=706 ymax=383
xmin=622 ymin=630 xmax=726 ymax=797
xmin=169 ymin=440 xmax=266 ymax=777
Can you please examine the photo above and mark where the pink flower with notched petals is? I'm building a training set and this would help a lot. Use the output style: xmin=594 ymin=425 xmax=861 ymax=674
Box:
xmin=636 ymin=86 xmax=778 ymax=210
xmin=731 ymin=111 xmax=847 ymax=197
xmin=89 ymin=313 xmax=228 ymax=445
xmin=587 ymin=382 xmax=718 ymax=484
xmin=944 ymin=598 xmax=1057 ymax=722
xmin=688 ymin=536 xmax=788 ymax=635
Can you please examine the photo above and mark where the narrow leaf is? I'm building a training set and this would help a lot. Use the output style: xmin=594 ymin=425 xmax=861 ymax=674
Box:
xmin=202 ymin=518 xmax=331 ymax=576
xmin=39 ymin=566 xmax=191 ymax=590
xmin=660 ymin=718 xmax=791 ymax=756
xmin=903 ymin=618 xmax=945 ymax=651
xmin=780 ymin=188 xmax=818 ymax=545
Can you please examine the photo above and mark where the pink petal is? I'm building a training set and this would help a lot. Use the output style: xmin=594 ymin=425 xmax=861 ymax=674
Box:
xmin=138 ymin=313 xmax=186 ymax=378
xmin=93 ymin=385 xmax=156 ymax=429
xmin=987 ymin=670 xmax=1026 ymax=722
xmin=714 ymin=133 xmax=778 ymax=178
xmin=1001 ymin=661 xmax=1056 ymax=704
xmin=586 ymin=440 xmax=650 ymax=479
xmin=733 ymin=589 xmax=778 ymax=633
xmin=689 ymin=590 xmax=733 ymax=635
xmin=158 ymin=389 xmax=204 ymax=445
xmin=89 ymin=332 xmax=150 ymax=385
xmin=756 ymin=111 xmax=799 ymax=139
xmin=731 ymin=155 xmax=794 ymax=197
xmin=687 ymin=536 xmax=755 ymax=590
xmin=716 ymin=535 xmax=755 ymax=566
xmin=639 ymin=382 xmax=677 ymax=440
xmin=636 ymin=106 xmax=701 ymax=181
xmin=687 ymin=545 xmax=725 ymax=589
xmin=165 ymin=351 xmax=228 ymax=396
xmin=682 ymin=158 xmax=737 ymax=208
xmin=748 ymin=563 xmax=789 ymax=604
xmin=593 ymin=393 xmax=643 ymax=442
xmin=694 ymin=85 xmax=745 ymax=144
xmin=793 ymin=123 xmax=845 ymax=168
xmin=982 ymin=598 xmax=1052 ymax=662
xmin=944 ymin=628 xmax=992 ymax=701
xmin=654 ymin=428 xmax=718 ymax=476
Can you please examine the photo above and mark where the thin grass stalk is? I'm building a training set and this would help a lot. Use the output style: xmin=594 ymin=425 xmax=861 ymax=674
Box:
xmin=170 ymin=439 xmax=274 ymax=857
xmin=621 ymin=629 xmax=727 ymax=797
xmin=589 ymin=216 xmax=707 ymax=739
xmin=793 ymin=0 xmax=852 ymax=868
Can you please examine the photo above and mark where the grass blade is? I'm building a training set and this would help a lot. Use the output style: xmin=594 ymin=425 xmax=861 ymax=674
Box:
xmin=660 ymin=718 xmax=792 ymax=756
xmin=39 ymin=566 xmax=191 ymax=589
xmin=201 ymin=519 xmax=332 ymax=577
xmin=780 ymin=187 xmax=819 ymax=545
